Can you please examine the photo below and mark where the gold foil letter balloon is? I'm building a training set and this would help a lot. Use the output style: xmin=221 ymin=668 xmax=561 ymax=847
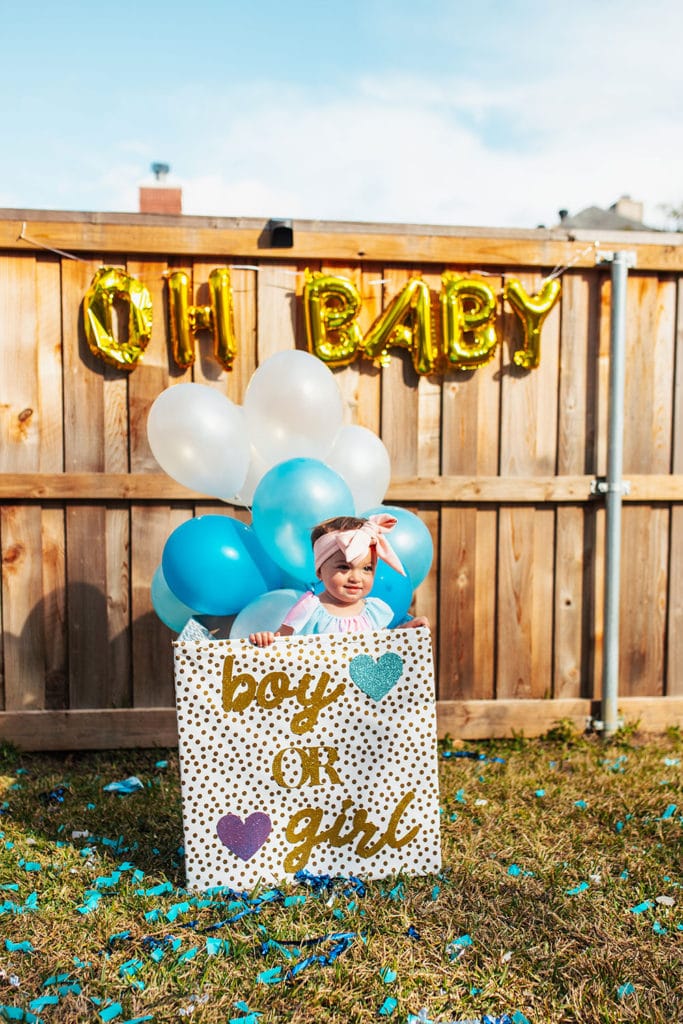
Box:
xmin=505 ymin=277 xmax=561 ymax=370
xmin=83 ymin=267 xmax=153 ymax=370
xmin=361 ymin=277 xmax=438 ymax=376
xmin=441 ymin=274 xmax=498 ymax=369
xmin=165 ymin=268 xmax=238 ymax=371
xmin=303 ymin=271 xmax=363 ymax=367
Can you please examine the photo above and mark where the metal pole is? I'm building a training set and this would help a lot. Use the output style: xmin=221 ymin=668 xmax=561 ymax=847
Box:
xmin=600 ymin=250 xmax=635 ymax=738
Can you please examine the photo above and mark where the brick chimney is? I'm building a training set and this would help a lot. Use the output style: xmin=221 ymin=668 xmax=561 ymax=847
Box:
xmin=610 ymin=194 xmax=643 ymax=223
xmin=139 ymin=162 xmax=182 ymax=215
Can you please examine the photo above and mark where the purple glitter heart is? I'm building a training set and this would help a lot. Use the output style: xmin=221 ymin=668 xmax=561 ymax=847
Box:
xmin=216 ymin=812 xmax=272 ymax=860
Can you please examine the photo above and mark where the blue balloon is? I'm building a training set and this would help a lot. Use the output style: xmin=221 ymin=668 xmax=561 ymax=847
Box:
xmin=162 ymin=515 xmax=271 ymax=615
xmin=239 ymin=522 xmax=284 ymax=590
xmin=370 ymin=561 xmax=414 ymax=628
xmin=230 ymin=588 xmax=303 ymax=639
xmin=150 ymin=564 xmax=199 ymax=633
xmin=252 ymin=458 xmax=355 ymax=584
xmin=361 ymin=505 xmax=433 ymax=587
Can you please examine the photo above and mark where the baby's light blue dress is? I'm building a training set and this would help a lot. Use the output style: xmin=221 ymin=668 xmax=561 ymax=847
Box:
xmin=282 ymin=591 xmax=393 ymax=634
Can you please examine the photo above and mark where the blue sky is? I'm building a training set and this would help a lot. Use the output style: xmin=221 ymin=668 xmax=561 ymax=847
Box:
xmin=1 ymin=0 xmax=681 ymax=228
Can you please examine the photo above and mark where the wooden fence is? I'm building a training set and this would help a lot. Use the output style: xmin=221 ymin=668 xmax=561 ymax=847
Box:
xmin=1 ymin=209 xmax=683 ymax=749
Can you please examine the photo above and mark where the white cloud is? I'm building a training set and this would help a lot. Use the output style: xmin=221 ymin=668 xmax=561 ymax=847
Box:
xmin=6 ymin=1 xmax=682 ymax=231
xmin=171 ymin=64 xmax=683 ymax=231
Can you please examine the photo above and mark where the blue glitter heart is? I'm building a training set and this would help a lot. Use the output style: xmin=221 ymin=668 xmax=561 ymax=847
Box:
xmin=348 ymin=652 xmax=404 ymax=701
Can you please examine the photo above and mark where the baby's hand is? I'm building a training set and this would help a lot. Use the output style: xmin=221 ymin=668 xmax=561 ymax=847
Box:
xmin=249 ymin=631 xmax=278 ymax=647
xmin=398 ymin=616 xmax=430 ymax=631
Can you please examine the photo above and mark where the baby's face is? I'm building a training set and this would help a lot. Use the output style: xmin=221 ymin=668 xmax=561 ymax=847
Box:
xmin=317 ymin=551 xmax=376 ymax=605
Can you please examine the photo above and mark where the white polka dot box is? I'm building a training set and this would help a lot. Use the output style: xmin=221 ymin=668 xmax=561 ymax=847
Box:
xmin=173 ymin=626 xmax=442 ymax=890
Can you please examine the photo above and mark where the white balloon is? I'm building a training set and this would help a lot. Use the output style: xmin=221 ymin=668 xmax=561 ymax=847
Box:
xmin=147 ymin=383 xmax=250 ymax=500
xmin=229 ymin=588 xmax=303 ymax=639
xmin=326 ymin=425 xmax=392 ymax=513
xmin=244 ymin=350 xmax=343 ymax=464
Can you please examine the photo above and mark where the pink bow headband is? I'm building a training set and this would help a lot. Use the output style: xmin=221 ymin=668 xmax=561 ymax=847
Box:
xmin=313 ymin=514 xmax=406 ymax=576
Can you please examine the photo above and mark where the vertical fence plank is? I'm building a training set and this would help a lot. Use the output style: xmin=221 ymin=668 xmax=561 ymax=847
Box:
xmin=668 ymin=277 xmax=683 ymax=696
xmin=63 ymin=256 xmax=132 ymax=708
xmin=619 ymin=276 xmax=675 ymax=696
xmin=36 ymin=257 xmax=67 ymax=708
xmin=190 ymin=259 xmax=233 ymax=390
xmin=0 ymin=256 xmax=54 ymax=709
xmin=439 ymin=505 xmax=497 ymax=700
xmin=555 ymin=271 xmax=600 ymax=698
xmin=356 ymin=266 xmax=383 ymax=435
xmin=128 ymin=259 xmax=183 ymax=473
xmin=320 ymin=261 xmax=359 ymax=426
xmin=380 ymin=268 xmax=420 ymax=477
xmin=257 ymin=262 xmax=300 ymax=362
xmin=228 ymin=266 xmax=258 ymax=404
xmin=497 ymin=271 xmax=559 ymax=699
xmin=127 ymin=259 xmax=190 ymax=707
xmin=438 ymin=274 xmax=503 ymax=700
xmin=131 ymin=504 xmax=191 ymax=706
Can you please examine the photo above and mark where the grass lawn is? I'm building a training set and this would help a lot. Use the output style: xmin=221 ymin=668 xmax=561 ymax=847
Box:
xmin=0 ymin=726 xmax=680 ymax=1024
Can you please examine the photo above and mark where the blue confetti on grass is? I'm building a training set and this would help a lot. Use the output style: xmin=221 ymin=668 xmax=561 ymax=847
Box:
xmin=76 ymin=892 xmax=101 ymax=914
xmin=565 ymin=882 xmax=589 ymax=896
xmin=257 ymin=967 xmax=283 ymax=984
xmin=380 ymin=968 xmax=397 ymax=984
xmin=99 ymin=1004 xmax=123 ymax=1022
xmin=283 ymin=893 xmax=305 ymax=907
xmin=617 ymin=983 xmax=635 ymax=999
xmin=103 ymin=777 xmax=144 ymax=795
xmin=5 ymin=940 xmax=34 ymax=953
xmin=205 ymin=937 xmax=230 ymax=956
xmin=42 ymin=973 xmax=71 ymax=989
xmin=629 ymin=900 xmax=653 ymax=914
xmin=446 ymin=934 xmax=473 ymax=960
xmin=0 ymin=1008 xmax=42 ymax=1023
xmin=29 ymin=996 xmax=58 ymax=1012
xmin=379 ymin=996 xmax=398 ymax=1015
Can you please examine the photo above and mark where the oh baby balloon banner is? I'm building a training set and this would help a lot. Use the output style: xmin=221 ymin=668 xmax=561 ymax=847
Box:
xmin=83 ymin=266 xmax=561 ymax=376
xmin=173 ymin=628 xmax=441 ymax=889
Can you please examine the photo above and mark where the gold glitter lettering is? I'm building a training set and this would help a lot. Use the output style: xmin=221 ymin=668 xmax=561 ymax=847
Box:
xmin=283 ymin=791 xmax=421 ymax=872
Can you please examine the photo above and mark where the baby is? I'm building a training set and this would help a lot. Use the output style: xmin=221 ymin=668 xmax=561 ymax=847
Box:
xmin=249 ymin=513 xmax=429 ymax=646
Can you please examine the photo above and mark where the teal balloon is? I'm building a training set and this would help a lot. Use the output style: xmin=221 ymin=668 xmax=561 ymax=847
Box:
xmin=162 ymin=515 xmax=271 ymax=615
xmin=150 ymin=564 xmax=198 ymax=633
xmin=239 ymin=522 xmax=284 ymax=590
xmin=370 ymin=561 xmax=414 ymax=627
xmin=229 ymin=588 xmax=303 ymax=639
xmin=252 ymin=458 xmax=355 ymax=583
xmin=361 ymin=504 xmax=433 ymax=587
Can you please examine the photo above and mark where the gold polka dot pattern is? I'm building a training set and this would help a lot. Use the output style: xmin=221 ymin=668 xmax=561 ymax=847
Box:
xmin=173 ymin=627 xmax=442 ymax=890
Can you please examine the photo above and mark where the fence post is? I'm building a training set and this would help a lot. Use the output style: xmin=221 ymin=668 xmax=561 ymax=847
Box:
xmin=594 ymin=249 xmax=636 ymax=738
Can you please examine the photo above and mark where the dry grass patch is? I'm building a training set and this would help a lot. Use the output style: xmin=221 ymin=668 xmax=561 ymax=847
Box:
xmin=0 ymin=728 xmax=680 ymax=1023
